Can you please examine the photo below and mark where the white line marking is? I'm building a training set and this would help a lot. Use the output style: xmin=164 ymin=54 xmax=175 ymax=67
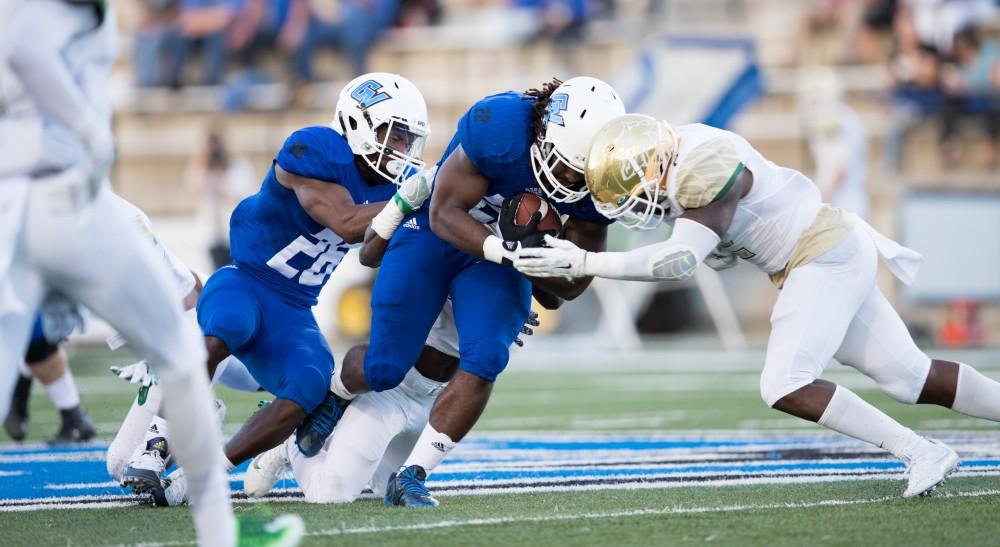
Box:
xmin=304 ymin=487 xmax=1000 ymax=537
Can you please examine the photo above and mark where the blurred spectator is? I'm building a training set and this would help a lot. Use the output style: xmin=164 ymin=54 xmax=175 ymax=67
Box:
xmin=883 ymin=6 xmax=944 ymax=172
xmin=904 ymin=0 xmax=996 ymax=55
xmin=856 ymin=0 xmax=898 ymax=63
xmin=799 ymin=68 xmax=871 ymax=219
xmin=520 ymin=0 xmax=588 ymax=44
xmin=229 ymin=0 xmax=310 ymax=77
xmin=397 ymin=0 xmax=443 ymax=27
xmin=185 ymin=127 xmax=257 ymax=268
xmin=171 ymin=0 xmax=238 ymax=87
xmin=292 ymin=0 xmax=401 ymax=82
xmin=796 ymin=0 xmax=866 ymax=65
xmin=133 ymin=0 xmax=181 ymax=87
xmin=941 ymin=25 xmax=1000 ymax=168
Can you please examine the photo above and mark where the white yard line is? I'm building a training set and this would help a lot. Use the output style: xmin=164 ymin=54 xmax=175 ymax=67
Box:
xmin=120 ymin=487 xmax=1000 ymax=546
xmin=306 ymin=487 xmax=1000 ymax=537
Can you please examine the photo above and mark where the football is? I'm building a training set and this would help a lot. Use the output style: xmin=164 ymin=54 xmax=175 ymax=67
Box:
xmin=511 ymin=192 xmax=563 ymax=237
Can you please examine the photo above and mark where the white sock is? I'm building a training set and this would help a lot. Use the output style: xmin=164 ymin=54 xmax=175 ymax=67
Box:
xmin=144 ymin=415 xmax=170 ymax=443
xmin=403 ymin=424 xmax=457 ymax=473
xmin=818 ymin=385 xmax=926 ymax=459
xmin=43 ymin=370 xmax=80 ymax=410
xmin=952 ymin=363 xmax=1000 ymax=421
xmin=158 ymin=369 xmax=234 ymax=547
xmin=330 ymin=364 xmax=357 ymax=401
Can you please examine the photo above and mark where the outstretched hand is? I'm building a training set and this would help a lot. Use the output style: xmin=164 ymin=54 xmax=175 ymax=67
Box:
xmin=514 ymin=235 xmax=588 ymax=280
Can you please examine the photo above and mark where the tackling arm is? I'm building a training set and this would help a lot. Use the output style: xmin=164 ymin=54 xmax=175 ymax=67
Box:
xmin=516 ymin=170 xmax=750 ymax=282
xmin=276 ymin=165 xmax=386 ymax=244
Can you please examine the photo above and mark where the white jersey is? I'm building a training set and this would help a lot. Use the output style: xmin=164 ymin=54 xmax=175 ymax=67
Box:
xmin=669 ymin=124 xmax=829 ymax=276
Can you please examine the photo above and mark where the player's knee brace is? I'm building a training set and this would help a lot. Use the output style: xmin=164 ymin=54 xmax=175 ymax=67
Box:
xmin=459 ymin=338 xmax=510 ymax=382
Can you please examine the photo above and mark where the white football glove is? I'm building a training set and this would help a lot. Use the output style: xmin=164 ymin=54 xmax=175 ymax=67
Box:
xmin=393 ymin=168 xmax=435 ymax=215
xmin=514 ymin=235 xmax=588 ymax=279
xmin=110 ymin=361 xmax=157 ymax=387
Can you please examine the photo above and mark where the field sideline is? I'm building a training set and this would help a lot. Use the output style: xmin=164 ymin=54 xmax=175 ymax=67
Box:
xmin=3 ymin=347 xmax=1000 ymax=546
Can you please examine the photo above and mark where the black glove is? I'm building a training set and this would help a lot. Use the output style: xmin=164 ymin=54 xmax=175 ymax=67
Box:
xmin=513 ymin=310 xmax=541 ymax=347
xmin=499 ymin=195 xmax=543 ymax=241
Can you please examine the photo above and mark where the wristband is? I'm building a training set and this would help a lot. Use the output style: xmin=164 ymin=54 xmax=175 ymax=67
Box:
xmin=371 ymin=199 xmax=405 ymax=240
xmin=483 ymin=235 xmax=516 ymax=265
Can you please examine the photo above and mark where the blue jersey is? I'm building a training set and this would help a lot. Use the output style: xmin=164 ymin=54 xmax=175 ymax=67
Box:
xmin=229 ymin=126 xmax=396 ymax=307
xmin=434 ymin=91 xmax=613 ymax=225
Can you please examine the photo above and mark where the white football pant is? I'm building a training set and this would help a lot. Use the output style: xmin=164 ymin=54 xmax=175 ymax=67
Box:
xmin=760 ymin=225 xmax=932 ymax=407
xmin=290 ymin=367 xmax=445 ymax=503
xmin=0 ymin=174 xmax=233 ymax=545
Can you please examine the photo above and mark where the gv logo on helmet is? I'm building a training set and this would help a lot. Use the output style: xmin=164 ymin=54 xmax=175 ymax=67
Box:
xmin=544 ymin=93 xmax=569 ymax=126
xmin=350 ymin=80 xmax=392 ymax=109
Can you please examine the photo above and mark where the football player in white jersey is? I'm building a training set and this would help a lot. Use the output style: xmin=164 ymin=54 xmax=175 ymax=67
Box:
xmin=0 ymin=2 xmax=301 ymax=545
xmin=514 ymin=113 xmax=1000 ymax=498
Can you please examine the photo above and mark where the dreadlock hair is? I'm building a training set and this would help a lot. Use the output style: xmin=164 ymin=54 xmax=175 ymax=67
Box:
xmin=525 ymin=78 xmax=563 ymax=141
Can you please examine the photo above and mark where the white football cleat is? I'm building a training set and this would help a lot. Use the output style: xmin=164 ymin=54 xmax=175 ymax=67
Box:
xmin=902 ymin=438 xmax=960 ymax=498
xmin=122 ymin=439 xmax=168 ymax=494
xmin=244 ymin=440 xmax=291 ymax=498
xmin=152 ymin=468 xmax=188 ymax=507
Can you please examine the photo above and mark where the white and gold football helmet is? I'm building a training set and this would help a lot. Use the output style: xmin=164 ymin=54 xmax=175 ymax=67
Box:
xmin=584 ymin=113 xmax=681 ymax=230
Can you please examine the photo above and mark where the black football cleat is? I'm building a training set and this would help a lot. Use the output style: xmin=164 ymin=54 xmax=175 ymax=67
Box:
xmin=4 ymin=375 xmax=32 ymax=441
xmin=47 ymin=406 xmax=96 ymax=445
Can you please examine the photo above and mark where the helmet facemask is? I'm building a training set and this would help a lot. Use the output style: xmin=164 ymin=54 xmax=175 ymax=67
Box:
xmin=590 ymin=121 xmax=681 ymax=230
xmin=594 ymin=149 xmax=669 ymax=230
xmin=530 ymin=140 xmax=588 ymax=203
xmin=344 ymin=112 xmax=428 ymax=185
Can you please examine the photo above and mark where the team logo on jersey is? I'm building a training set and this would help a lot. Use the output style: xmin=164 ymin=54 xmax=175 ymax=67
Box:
xmin=351 ymin=80 xmax=392 ymax=109
xmin=545 ymin=93 xmax=569 ymax=126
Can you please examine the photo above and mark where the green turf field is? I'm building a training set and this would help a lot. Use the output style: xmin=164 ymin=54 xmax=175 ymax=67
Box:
xmin=3 ymin=346 xmax=1000 ymax=546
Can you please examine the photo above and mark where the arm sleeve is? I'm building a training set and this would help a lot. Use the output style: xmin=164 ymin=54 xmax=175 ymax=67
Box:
xmin=582 ymin=218 xmax=721 ymax=281
xmin=7 ymin=2 xmax=107 ymax=146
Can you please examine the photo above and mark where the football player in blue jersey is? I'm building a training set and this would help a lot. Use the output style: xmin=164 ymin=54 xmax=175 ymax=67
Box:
xmin=189 ymin=72 xmax=434 ymax=479
xmin=326 ymin=76 xmax=627 ymax=506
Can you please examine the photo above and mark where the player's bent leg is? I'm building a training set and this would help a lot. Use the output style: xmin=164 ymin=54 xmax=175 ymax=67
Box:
xmin=836 ymin=286 xmax=1000 ymax=420
xmin=32 ymin=350 xmax=96 ymax=445
xmin=48 ymin=189 xmax=235 ymax=546
xmin=386 ymin=263 xmax=529 ymax=508
xmin=0 ymin=258 xmax=43 ymax=422
xmin=226 ymin=398 xmax=306 ymax=467
xmin=354 ymin=233 xmax=453 ymax=396
xmin=107 ymin=385 xmax=164 ymax=481
xmin=297 ymin=389 xmax=409 ymax=503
